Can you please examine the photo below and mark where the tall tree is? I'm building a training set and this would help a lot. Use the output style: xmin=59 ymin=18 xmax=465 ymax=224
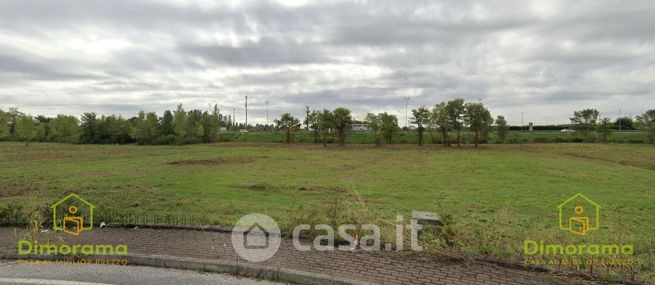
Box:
xmin=200 ymin=105 xmax=220 ymax=143
xmin=411 ymin=106 xmax=430 ymax=146
xmin=317 ymin=109 xmax=335 ymax=147
xmin=431 ymin=102 xmax=450 ymax=146
xmin=49 ymin=115 xmax=80 ymax=143
xmin=570 ymin=108 xmax=599 ymax=139
xmin=15 ymin=115 xmax=37 ymax=146
xmin=636 ymin=109 xmax=655 ymax=145
xmin=446 ymin=99 xmax=465 ymax=147
xmin=160 ymin=110 xmax=175 ymax=136
xmin=598 ymin=117 xmax=614 ymax=142
xmin=379 ymin=112 xmax=399 ymax=144
xmin=636 ymin=109 xmax=655 ymax=128
xmin=495 ymin=115 xmax=509 ymax=143
xmin=614 ymin=117 xmax=634 ymax=130
xmin=364 ymin=113 xmax=383 ymax=146
xmin=275 ymin=113 xmax=301 ymax=143
xmin=305 ymin=110 xmax=321 ymax=143
xmin=131 ymin=111 xmax=160 ymax=145
xmin=79 ymin=112 xmax=98 ymax=144
xmin=173 ymin=104 xmax=187 ymax=144
xmin=464 ymin=103 xmax=493 ymax=147
xmin=333 ymin=107 xmax=353 ymax=146
xmin=0 ymin=109 xmax=12 ymax=140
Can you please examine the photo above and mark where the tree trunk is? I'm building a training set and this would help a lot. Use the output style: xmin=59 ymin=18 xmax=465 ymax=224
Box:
xmin=418 ymin=130 xmax=423 ymax=146
xmin=339 ymin=128 xmax=345 ymax=145
xmin=441 ymin=128 xmax=448 ymax=147
xmin=475 ymin=130 xmax=480 ymax=147
xmin=286 ymin=129 xmax=292 ymax=143
xmin=457 ymin=129 xmax=461 ymax=148
xmin=25 ymin=140 xmax=29 ymax=147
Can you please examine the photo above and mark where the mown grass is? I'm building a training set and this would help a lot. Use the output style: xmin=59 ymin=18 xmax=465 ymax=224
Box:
xmin=0 ymin=142 xmax=654 ymax=282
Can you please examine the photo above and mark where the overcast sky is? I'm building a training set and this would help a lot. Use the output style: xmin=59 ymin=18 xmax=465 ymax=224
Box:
xmin=1 ymin=0 xmax=654 ymax=125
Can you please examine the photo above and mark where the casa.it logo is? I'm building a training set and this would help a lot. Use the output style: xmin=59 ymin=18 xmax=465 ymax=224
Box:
xmin=557 ymin=193 xmax=600 ymax=235
xmin=52 ymin=193 xmax=95 ymax=235
xmin=231 ymin=213 xmax=281 ymax=262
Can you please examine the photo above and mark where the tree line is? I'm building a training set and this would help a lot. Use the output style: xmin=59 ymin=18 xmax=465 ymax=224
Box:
xmin=0 ymin=104 xmax=230 ymax=146
xmin=278 ymin=99 xmax=495 ymax=147
xmin=1 ymin=102 xmax=654 ymax=146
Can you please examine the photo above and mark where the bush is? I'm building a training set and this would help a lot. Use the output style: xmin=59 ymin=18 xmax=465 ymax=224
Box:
xmin=0 ymin=203 xmax=25 ymax=223
xmin=153 ymin=134 xmax=176 ymax=145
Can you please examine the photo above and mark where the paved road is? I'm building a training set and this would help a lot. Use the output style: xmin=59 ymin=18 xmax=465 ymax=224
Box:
xmin=0 ymin=260 xmax=282 ymax=285
xmin=0 ymin=227 xmax=600 ymax=285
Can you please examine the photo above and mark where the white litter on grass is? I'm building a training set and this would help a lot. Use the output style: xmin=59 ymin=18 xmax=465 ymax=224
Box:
xmin=99 ymin=222 xmax=107 ymax=228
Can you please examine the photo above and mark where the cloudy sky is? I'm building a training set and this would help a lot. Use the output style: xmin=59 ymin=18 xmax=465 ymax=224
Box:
xmin=1 ymin=0 xmax=653 ymax=125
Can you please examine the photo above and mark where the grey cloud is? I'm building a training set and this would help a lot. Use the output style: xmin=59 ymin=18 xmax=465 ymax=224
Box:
xmin=0 ymin=0 xmax=654 ymax=125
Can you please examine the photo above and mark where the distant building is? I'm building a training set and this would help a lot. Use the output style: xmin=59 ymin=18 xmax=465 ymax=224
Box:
xmin=351 ymin=122 xmax=371 ymax=132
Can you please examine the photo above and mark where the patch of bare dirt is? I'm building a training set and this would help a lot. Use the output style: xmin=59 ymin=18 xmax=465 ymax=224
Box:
xmin=296 ymin=186 xmax=345 ymax=193
xmin=0 ymin=181 xmax=46 ymax=197
xmin=167 ymin=157 xmax=254 ymax=165
xmin=235 ymin=182 xmax=276 ymax=191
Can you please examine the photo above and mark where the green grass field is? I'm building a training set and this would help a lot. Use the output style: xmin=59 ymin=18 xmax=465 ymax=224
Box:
xmin=1 ymin=142 xmax=654 ymax=282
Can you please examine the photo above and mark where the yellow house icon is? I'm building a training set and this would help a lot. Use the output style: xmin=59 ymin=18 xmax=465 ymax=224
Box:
xmin=51 ymin=193 xmax=95 ymax=236
xmin=557 ymin=193 xmax=600 ymax=235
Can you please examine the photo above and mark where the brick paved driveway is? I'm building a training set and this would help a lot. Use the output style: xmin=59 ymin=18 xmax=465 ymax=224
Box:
xmin=0 ymin=227 xmax=600 ymax=285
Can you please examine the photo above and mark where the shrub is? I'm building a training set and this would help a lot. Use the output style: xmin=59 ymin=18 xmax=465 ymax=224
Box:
xmin=153 ymin=134 xmax=176 ymax=145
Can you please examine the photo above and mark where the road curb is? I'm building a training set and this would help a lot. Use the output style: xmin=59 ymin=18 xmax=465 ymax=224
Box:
xmin=1 ymin=253 xmax=377 ymax=285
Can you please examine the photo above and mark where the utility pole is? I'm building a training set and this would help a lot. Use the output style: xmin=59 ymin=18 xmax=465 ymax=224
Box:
xmin=245 ymin=96 xmax=248 ymax=129
xmin=305 ymin=106 xmax=310 ymax=130
xmin=233 ymin=107 xmax=236 ymax=127
xmin=265 ymin=100 xmax=270 ymax=126
xmin=404 ymin=96 xmax=410 ymax=128
xmin=618 ymin=109 xmax=622 ymax=132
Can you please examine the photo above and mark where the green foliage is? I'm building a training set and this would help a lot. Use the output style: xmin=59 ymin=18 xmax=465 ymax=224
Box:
xmin=15 ymin=114 xmax=37 ymax=146
xmin=131 ymin=111 xmax=160 ymax=145
xmin=598 ymin=118 xmax=614 ymax=142
xmin=49 ymin=115 xmax=80 ymax=143
xmin=614 ymin=116 xmax=634 ymax=130
xmin=0 ymin=203 xmax=25 ymax=223
xmin=495 ymin=115 xmax=508 ymax=143
xmin=173 ymin=104 xmax=187 ymax=144
xmin=446 ymin=98 xmax=465 ymax=147
xmin=364 ymin=113 xmax=382 ymax=146
xmin=431 ymin=102 xmax=451 ymax=146
xmin=636 ymin=109 xmax=655 ymax=128
xmin=275 ymin=113 xmax=301 ymax=143
xmin=379 ymin=112 xmax=398 ymax=144
xmin=636 ymin=109 xmax=655 ymax=145
xmin=160 ymin=110 xmax=175 ymax=136
xmin=333 ymin=107 xmax=352 ymax=145
xmin=464 ymin=102 xmax=493 ymax=147
xmin=317 ymin=109 xmax=335 ymax=146
xmin=570 ymin=108 xmax=600 ymax=139
xmin=0 ymin=109 xmax=11 ymax=140
xmin=411 ymin=106 xmax=430 ymax=146
xmin=305 ymin=110 xmax=321 ymax=143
